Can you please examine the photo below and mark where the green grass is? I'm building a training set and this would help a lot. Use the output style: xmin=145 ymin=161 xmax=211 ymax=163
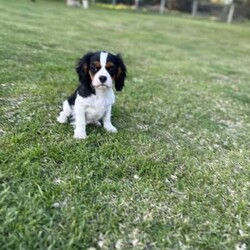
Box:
xmin=1 ymin=0 xmax=250 ymax=249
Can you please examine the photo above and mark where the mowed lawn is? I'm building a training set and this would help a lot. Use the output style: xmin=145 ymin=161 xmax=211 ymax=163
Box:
xmin=1 ymin=0 xmax=250 ymax=249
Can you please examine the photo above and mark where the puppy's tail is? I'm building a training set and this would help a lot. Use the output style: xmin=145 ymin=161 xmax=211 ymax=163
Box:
xmin=57 ymin=100 xmax=72 ymax=123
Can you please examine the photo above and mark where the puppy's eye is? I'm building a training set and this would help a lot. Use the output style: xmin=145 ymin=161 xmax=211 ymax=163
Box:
xmin=108 ymin=67 xmax=116 ymax=75
xmin=91 ymin=66 xmax=98 ymax=73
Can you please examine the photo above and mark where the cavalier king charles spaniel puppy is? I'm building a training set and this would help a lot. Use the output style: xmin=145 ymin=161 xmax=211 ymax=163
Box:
xmin=57 ymin=51 xmax=127 ymax=139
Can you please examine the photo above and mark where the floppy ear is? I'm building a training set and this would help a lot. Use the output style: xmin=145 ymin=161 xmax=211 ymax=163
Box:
xmin=115 ymin=54 xmax=127 ymax=91
xmin=76 ymin=52 xmax=93 ymax=85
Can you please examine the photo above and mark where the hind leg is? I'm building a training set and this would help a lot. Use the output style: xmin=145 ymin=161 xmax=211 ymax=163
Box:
xmin=57 ymin=100 xmax=72 ymax=123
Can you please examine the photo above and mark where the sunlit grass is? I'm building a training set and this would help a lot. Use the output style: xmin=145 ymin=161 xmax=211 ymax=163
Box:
xmin=0 ymin=0 xmax=250 ymax=249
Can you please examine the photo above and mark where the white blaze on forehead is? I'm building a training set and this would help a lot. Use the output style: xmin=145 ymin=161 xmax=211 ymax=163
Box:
xmin=100 ymin=52 xmax=108 ymax=68
xmin=92 ymin=51 xmax=112 ymax=88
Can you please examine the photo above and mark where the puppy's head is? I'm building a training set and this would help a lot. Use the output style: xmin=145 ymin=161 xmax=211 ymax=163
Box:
xmin=76 ymin=51 xmax=127 ymax=91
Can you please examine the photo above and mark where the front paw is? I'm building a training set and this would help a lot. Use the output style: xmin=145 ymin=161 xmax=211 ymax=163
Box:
xmin=74 ymin=129 xmax=87 ymax=139
xmin=104 ymin=124 xmax=117 ymax=133
xmin=57 ymin=114 xmax=68 ymax=123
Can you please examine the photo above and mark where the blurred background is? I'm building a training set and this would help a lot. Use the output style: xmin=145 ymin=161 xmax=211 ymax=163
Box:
xmin=63 ymin=0 xmax=250 ymax=22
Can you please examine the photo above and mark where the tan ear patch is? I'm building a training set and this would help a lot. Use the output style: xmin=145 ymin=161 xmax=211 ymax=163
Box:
xmin=116 ymin=67 xmax=122 ymax=79
xmin=83 ymin=64 xmax=88 ymax=74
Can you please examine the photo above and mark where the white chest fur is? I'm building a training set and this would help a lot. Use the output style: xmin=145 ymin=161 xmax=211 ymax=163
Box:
xmin=74 ymin=88 xmax=115 ymax=123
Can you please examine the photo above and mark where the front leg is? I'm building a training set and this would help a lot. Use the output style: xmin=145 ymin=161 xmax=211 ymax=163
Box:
xmin=74 ymin=98 xmax=87 ymax=139
xmin=103 ymin=105 xmax=117 ymax=133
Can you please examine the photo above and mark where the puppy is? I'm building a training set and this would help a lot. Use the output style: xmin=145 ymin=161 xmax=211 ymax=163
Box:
xmin=57 ymin=51 xmax=127 ymax=139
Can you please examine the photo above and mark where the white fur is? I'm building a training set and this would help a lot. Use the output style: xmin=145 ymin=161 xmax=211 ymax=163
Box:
xmin=92 ymin=52 xmax=113 ymax=89
xmin=57 ymin=100 xmax=72 ymax=123
xmin=58 ymin=88 xmax=116 ymax=139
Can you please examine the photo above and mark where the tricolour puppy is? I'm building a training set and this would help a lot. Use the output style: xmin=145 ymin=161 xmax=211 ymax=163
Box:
xmin=57 ymin=51 xmax=127 ymax=139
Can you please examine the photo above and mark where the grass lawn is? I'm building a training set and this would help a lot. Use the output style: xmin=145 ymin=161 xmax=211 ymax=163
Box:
xmin=1 ymin=0 xmax=250 ymax=249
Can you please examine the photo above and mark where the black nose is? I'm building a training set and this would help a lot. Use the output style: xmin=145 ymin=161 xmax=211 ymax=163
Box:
xmin=99 ymin=76 xmax=107 ymax=83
